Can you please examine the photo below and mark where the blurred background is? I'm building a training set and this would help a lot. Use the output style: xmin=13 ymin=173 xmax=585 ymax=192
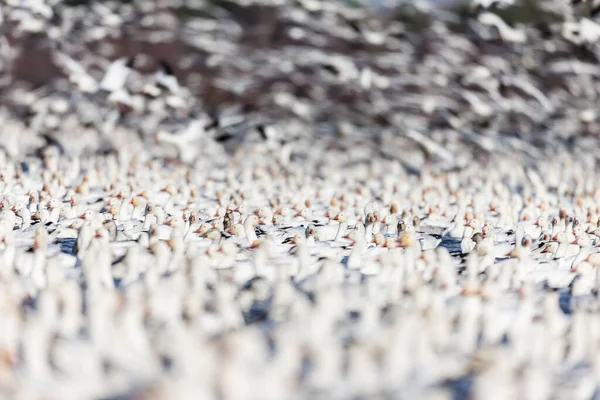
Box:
xmin=1 ymin=0 xmax=599 ymax=169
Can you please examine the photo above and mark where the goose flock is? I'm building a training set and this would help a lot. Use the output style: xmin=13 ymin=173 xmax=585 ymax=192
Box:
xmin=4 ymin=0 xmax=600 ymax=398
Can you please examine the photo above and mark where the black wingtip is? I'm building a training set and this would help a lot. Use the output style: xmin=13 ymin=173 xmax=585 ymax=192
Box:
xmin=159 ymin=60 xmax=175 ymax=76
xmin=214 ymin=132 xmax=234 ymax=143
xmin=256 ymin=124 xmax=267 ymax=140
xmin=204 ymin=118 xmax=220 ymax=131
xmin=126 ymin=56 xmax=137 ymax=69
xmin=41 ymin=134 xmax=66 ymax=155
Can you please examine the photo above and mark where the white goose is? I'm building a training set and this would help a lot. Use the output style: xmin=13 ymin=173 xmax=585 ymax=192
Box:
xmin=30 ymin=228 xmax=49 ymax=291
xmin=381 ymin=214 xmax=397 ymax=236
xmin=243 ymin=214 xmax=261 ymax=246
xmin=46 ymin=198 xmax=63 ymax=225
xmin=347 ymin=235 xmax=368 ymax=270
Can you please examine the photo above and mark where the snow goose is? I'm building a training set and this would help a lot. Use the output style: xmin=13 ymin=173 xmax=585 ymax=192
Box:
xmin=508 ymin=235 xmax=532 ymax=261
xmin=524 ymin=216 xmax=546 ymax=239
xmin=62 ymin=195 xmax=79 ymax=220
xmin=30 ymin=227 xmax=49 ymax=291
xmin=45 ymin=198 xmax=63 ymax=225
xmin=129 ymin=195 xmax=146 ymax=221
xmin=15 ymin=204 xmax=31 ymax=229
xmin=159 ymin=184 xmax=177 ymax=212
xmin=411 ymin=216 xmax=443 ymax=250
xmin=27 ymin=192 xmax=40 ymax=214
xmin=371 ymin=233 xmax=386 ymax=247
xmin=347 ymin=235 xmax=368 ymax=270
xmin=569 ymin=234 xmax=595 ymax=271
xmin=194 ymin=222 xmax=214 ymax=238
xmin=99 ymin=57 xmax=132 ymax=93
xmin=550 ymin=216 xmax=561 ymax=238
xmin=448 ymin=211 xmax=469 ymax=239
xmin=460 ymin=219 xmax=481 ymax=254
xmin=332 ymin=212 xmax=349 ymax=241
xmin=364 ymin=212 xmax=378 ymax=241
xmin=295 ymin=207 xmax=322 ymax=225
xmin=234 ymin=202 xmax=249 ymax=221
xmin=290 ymin=235 xmax=318 ymax=283
xmin=302 ymin=211 xmax=348 ymax=244
xmin=255 ymin=206 xmax=274 ymax=226
xmin=153 ymin=205 xmax=167 ymax=225
xmin=164 ymin=216 xmax=188 ymax=240
xmin=185 ymin=211 xmax=202 ymax=237
xmin=0 ymin=209 xmax=16 ymax=231
xmin=564 ymin=214 xmax=577 ymax=243
xmin=223 ymin=208 xmax=235 ymax=232
xmin=396 ymin=219 xmax=407 ymax=240
xmin=398 ymin=224 xmax=421 ymax=253
xmin=0 ymin=230 xmax=16 ymax=279
xmin=381 ymin=214 xmax=397 ymax=236
xmin=147 ymin=239 xmax=171 ymax=278
xmin=272 ymin=213 xmax=285 ymax=227
xmin=229 ymin=223 xmax=247 ymax=242
xmin=74 ymin=220 xmax=100 ymax=259
xmin=83 ymin=228 xmax=115 ymax=289
xmin=345 ymin=221 xmax=366 ymax=243
xmin=243 ymin=214 xmax=261 ymax=246
xmin=142 ymin=202 xmax=157 ymax=231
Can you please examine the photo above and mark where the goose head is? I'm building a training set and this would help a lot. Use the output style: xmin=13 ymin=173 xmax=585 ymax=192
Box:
xmin=381 ymin=214 xmax=396 ymax=226
xmin=295 ymin=207 xmax=313 ymax=221
xmin=255 ymin=207 xmax=274 ymax=224
xmin=333 ymin=212 xmax=347 ymax=223
xmin=244 ymin=214 xmax=261 ymax=228
xmin=194 ymin=222 xmax=213 ymax=237
xmin=372 ymin=233 xmax=385 ymax=246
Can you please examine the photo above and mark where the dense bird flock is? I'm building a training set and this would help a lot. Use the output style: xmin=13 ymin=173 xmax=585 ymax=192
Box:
xmin=4 ymin=0 xmax=600 ymax=398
